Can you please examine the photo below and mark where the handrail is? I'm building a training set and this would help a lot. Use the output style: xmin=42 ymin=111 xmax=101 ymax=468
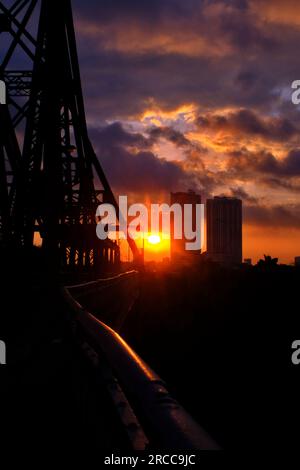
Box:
xmin=65 ymin=270 xmax=138 ymax=290
xmin=62 ymin=280 xmax=220 ymax=450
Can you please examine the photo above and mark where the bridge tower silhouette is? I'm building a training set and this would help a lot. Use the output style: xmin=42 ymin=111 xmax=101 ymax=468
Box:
xmin=0 ymin=0 xmax=138 ymax=272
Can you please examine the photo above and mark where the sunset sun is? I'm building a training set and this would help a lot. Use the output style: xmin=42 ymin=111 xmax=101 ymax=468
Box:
xmin=147 ymin=234 xmax=161 ymax=245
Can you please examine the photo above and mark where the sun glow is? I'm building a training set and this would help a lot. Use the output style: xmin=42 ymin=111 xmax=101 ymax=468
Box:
xmin=148 ymin=234 xmax=161 ymax=245
xmin=142 ymin=232 xmax=170 ymax=261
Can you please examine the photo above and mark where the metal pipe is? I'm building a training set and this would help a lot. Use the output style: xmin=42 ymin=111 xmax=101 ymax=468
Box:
xmin=62 ymin=278 xmax=220 ymax=450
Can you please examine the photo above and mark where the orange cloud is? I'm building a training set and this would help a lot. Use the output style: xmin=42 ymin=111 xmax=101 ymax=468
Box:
xmin=252 ymin=0 xmax=300 ymax=27
xmin=77 ymin=19 xmax=222 ymax=57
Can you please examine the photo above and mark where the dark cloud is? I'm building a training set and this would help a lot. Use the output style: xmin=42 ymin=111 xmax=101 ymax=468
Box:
xmin=90 ymin=122 xmax=150 ymax=150
xmin=228 ymin=0 xmax=249 ymax=10
xmin=198 ymin=109 xmax=298 ymax=143
xmin=216 ymin=186 xmax=258 ymax=203
xmin=219 ymin=4 xmax=277 ymax=52
xmin=101 ymin=148 xmax=187 ymax=193
xmin=89 ymin=123 xmax=197 ymax=193
xmin=235 ymin=70 xmax=259 ymax=91
xmin=70 ymin=0 xmax=300 ymax=235
xmin=245 ymin=204 xmax=300 ymax=229
xmin=229 ymin=186 xmax=258 ymax=203
xmin=280 ymin=150 xmax=300 ymax=176
xmin=73 ymin=0 xmax=191 ymax=24
xmin=71 ymin=0 xmax=299 ymax=120
xmin=89 ymin=122 xmax=300 ymax=230
xmin=148 ymin=126 xmax=191 ymax=147
xmin=260 ymin=177 xmax=300 ymax=193
xmin=228 ymin=148 xmax=300 ymax=178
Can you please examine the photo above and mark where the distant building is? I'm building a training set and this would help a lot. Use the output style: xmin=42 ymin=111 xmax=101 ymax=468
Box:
xmin=206 ymin=196 xmax=242 ymax=266
xmin=295 ymin=257 xmax=300 ymax=267
xmin=170 ymin=191 xmax=202 ymax=265
xmin=244 ymin=258 xmax=252 ymax=265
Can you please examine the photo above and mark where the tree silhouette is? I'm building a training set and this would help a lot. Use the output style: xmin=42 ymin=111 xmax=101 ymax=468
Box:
xmin=257 ymin=254 xmax=279 ymax=268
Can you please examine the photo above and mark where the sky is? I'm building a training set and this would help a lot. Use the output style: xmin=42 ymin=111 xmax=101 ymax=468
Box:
xmin=6 ymin=0 xmax=300 ymax=263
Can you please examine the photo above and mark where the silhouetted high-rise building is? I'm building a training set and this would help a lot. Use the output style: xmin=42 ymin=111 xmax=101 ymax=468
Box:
xmin=206 ymin=196 xmax=242 ymax=266
xmin=170 ymin=191 xmax=202 ymax=265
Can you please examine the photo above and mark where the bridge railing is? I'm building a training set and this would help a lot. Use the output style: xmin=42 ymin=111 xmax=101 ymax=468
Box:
xmin=65 ymin=270 xmax=139 ymax=331
xmin=62 ymin=272 xmax=220 ymax=450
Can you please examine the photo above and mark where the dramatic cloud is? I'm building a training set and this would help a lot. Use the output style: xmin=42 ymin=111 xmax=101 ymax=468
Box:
xmin=229 ymin=186 xmax=258 ymax=203
xmin=147 ymin=126 xmax=191 ymax=148
xmin=69 ymin=0 xmax=300 ymax=257
xmin=90 ymin=122 xmax=150 ymax=150
xmin=228 ymin=148 xmax=300 ymax=178
xmin=197 ymin=109 xmax=299 ymax=143
xmin=245 ymin=204 xmax=300 ymax=229
xmin=89 ymin=123 xmax=198 ymax=194
xmin=72 ymin=0 xmax=300 ymax=120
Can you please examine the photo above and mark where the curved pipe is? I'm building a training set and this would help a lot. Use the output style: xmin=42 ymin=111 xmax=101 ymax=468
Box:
xmin=62 ymin=280 xmax=220 ymax=450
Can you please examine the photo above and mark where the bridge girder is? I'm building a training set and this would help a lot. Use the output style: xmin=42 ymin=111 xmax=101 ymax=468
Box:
xmin=0 ymin=0 xmax=139 ymax=270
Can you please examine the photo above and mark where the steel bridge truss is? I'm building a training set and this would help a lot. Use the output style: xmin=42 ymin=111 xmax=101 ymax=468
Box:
xmin=0 ymin=0 xmax=138 ymax=271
